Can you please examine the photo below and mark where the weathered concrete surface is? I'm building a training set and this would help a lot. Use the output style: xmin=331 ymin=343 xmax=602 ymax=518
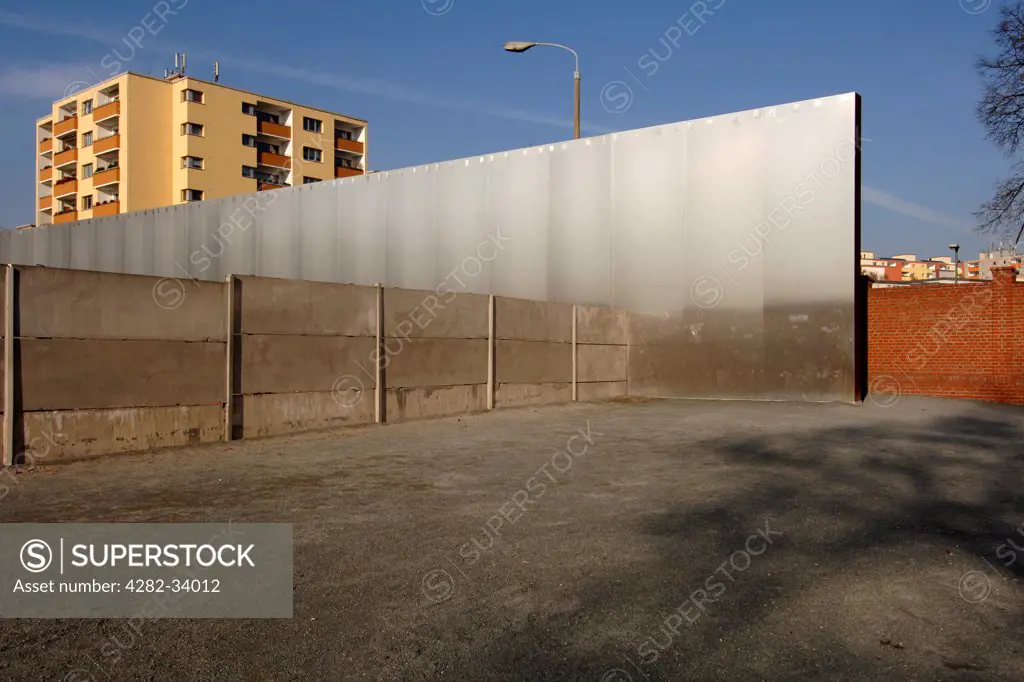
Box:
xmin=383 ymin=288 xmax=488 ymax=339
xmin=495 ymin=340 xmax=572 ymax=384
xmin=241 ymin=391 xmax=374 ymax=438
xmin=21 ymin=339 xmax=225 ymax=410
xmin=627 ymin=309 xmax=857 ymax=403
xmin=386 ymin=385 xmax=487 ymax=421
xmin=18 ymin=267 xmax=225 ymax=341
xmin=240 ymin=335 xmax=376 ymax=395
xmin=385 ymin=339 xmax=488 ymax=389
xmin=238 ymin=276 xmax=376 ymax=336
xmin=577 ymin=344 xmax=628 ymax=383
xmin=5 ymin=397 xmax=1020 ymax=680
xmin=494 ymin=382 xmax=572 ymax=407
xmin=495 ymin=297 xmax=572 ymax=342
xmin=576 ymin=305 xmax=627 ymax=345
xmin=22 ymin=405 xmax=222 ymax=462
xmin=577 ymin=381 xmax=627 ymax=401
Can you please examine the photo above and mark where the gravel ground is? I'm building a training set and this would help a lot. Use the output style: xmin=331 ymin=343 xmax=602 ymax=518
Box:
xmin=0 ymin=395 xmax=1022 ymax=681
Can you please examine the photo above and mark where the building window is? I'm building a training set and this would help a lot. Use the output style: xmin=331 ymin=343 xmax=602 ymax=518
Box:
xmin=242 ymin=166 xmax=257 ymax=179
xmin=303 ymin=117 xmax=323 ymax=133
xmin=338 ymin=158 xmax=356 ymax=169
xmin=242 ymin=134 xmax=257 ymax=147
xmin=338 ymin=129 xmax=352 ymax=140
xmin=181 ymin=88 xmax=204 ymax=103
xmin=181 ymin=122 xmax=204 ymax=137
xmin=81 ymin=195 xmax=93 ymax=210
xmin=82 ymin=131 xmax=93 ymax=147
xmin=82 ymin=163 xmax=93 ymax=178
xmin=181 ymin=189 xmax=204 ymax=202
xmin=303 ymin=147 xmax=322 ymax=162
xmin=81 ymin=100 xmax=93 ymax=115
xmin=303 ymin=176 xmax=321 ymax=184
xmin=242 ymin=102 xmax=256 ymax=115
xmin=182 ymin=156 xmax=204 ymax=169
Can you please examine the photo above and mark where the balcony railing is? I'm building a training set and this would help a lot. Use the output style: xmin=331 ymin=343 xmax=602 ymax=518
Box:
xmin=93 ymin=100 xmax=120 ymax=122
xmin=39 ymin=139 xmax=52 ymax=155
xmin=53 ymin=116 xmax=78 ymax=137
xmin=39 ymin=196 xmax=52 ymax=210
xmin=335 ymin=138 xmax=364 ymax=154
xmin=335 ymin=166 xmax=364 ymax=179
xmin=257 ymin=150 xmax=291 ymax=169
xmin=93 ymin=134 xmax=121 ymax=155
xmin=54 ymin=148 xmax=78 ymax=168
xmin=93 ymin=200 xmax=120 ymax=218
xmin=54 ymin=178 xmax=78 ymax=197
xmin=257 ymin=119 xmax=291 ymax=139
xmin=258 ymin=181 xmax=287 ymax=191
xmin=54 ymin=210 xmax=78 ymax=224
xmin=93 ymin=167 xmax=120 ymax=187
xmin=39 ymin=167 xmax=52 ymax=183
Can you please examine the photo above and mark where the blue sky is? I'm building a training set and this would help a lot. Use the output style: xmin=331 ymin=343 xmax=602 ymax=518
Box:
xmin=0 ymin=0 xmax=1013 ymax=258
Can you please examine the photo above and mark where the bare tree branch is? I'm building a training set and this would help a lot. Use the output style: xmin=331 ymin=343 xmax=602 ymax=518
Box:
xmin=975 ymin=2 xmax=1024 ymax=236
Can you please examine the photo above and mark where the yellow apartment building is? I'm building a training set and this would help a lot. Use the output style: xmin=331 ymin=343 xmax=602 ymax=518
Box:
xmin=35 ymin=70 xmax=367 ymax=225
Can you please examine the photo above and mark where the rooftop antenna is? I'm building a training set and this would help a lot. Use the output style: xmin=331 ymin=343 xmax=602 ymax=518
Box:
xmin=214 ymin=61 xmax=220 ymax=83
xmin=165 ymin=53 xmax=187 ymax=80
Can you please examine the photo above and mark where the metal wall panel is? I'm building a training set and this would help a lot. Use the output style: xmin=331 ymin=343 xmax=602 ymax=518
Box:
xmin=3 ymin=93 xmax=860 ymax=401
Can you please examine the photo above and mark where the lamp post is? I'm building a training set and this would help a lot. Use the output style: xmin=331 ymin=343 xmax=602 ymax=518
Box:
xmin=504 ymin=41 xmax=580 ymax=140
xmin=949 ymin=243 xmax=960 ymax=284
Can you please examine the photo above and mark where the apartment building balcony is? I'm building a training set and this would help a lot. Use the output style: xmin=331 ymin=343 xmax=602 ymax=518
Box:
xmin=93 ymin=200 xmax=120 ymax=218
xmin=93 ymin=100 xmax=120 ymax=122
xmin=54 ymin=147 xmax=78 ymax=169
xmin=54 ymin=116 xmax=78 ymax=137
xmin=335 ymin=137 xmax=364 ymax=154
xmin=257 ymin=119 xmax=291 ymax=139
xmin=54 ymin=178 xmax=78 ymax=198
xmin=257 ymin=150 xmax=291 ymax=169
xmin=93 ymin=167 xmax=120 ymax=188
xmin=39 ymin=196 xmax=52 ymax=211
xmin=54 ymin=210 xmax=78 ymax=224
xmin=39 ymin=139 xmax=53 ymax=155
xmin=257 ymin=181 xmax=287 ymax=191
xmin=93 ymin=134 xmax=121 ymax=155
xmin=335 ymin=166 xmax=364 ymax=179
xmin=39 ymin=167 xmax=52 ymax=183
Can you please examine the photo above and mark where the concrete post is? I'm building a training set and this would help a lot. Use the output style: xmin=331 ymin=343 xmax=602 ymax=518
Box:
xmin=2 ymin=265 xmax=14 ymax=466
xmin=487 ymin=294 xmax=495 ymax=410
xmin=572 ymin=304 xmax=578 ymax=402
xmin=224 ymin=275 xmax=237 ymax=441
xmin=625 ymin=309 xmax=631 ymax=398
xmin=375 ymin=283 xmax=384 ymax=424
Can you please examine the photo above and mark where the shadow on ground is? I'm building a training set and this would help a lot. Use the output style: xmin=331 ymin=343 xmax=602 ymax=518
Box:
xmin=404 ymin=402 xmax=1024 ymax=680
xmin=0 ymin=397 xmax=1022 ymax=680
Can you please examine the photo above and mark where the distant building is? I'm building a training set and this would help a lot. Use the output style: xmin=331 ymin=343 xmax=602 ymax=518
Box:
xmin=35 ymin=63 xmax=367 ymax=226
xmin=864 ymin=246 xmax=1024 ymax=284
xmin=974 ymin=247 xmax=1022 ymax=280
xmin=862 ymin=251 xmax=963 ymax=283
xmin=860 ymin=252 xmax=904 ymax=282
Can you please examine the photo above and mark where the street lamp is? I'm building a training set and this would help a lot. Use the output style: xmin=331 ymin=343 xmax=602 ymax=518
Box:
xmin=949 ymin=243 xmax=960 ymax=284
xmin=504 ymin=41 xmax=581 ymax=140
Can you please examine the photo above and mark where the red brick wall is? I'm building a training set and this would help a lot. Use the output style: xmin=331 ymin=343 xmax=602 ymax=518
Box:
xmin=868 ymin=267 xmax=1024 ymax=404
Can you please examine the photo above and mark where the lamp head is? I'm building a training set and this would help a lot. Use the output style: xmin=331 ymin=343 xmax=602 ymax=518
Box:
xmin=504 ymin=41 xmax=538 ymax=53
